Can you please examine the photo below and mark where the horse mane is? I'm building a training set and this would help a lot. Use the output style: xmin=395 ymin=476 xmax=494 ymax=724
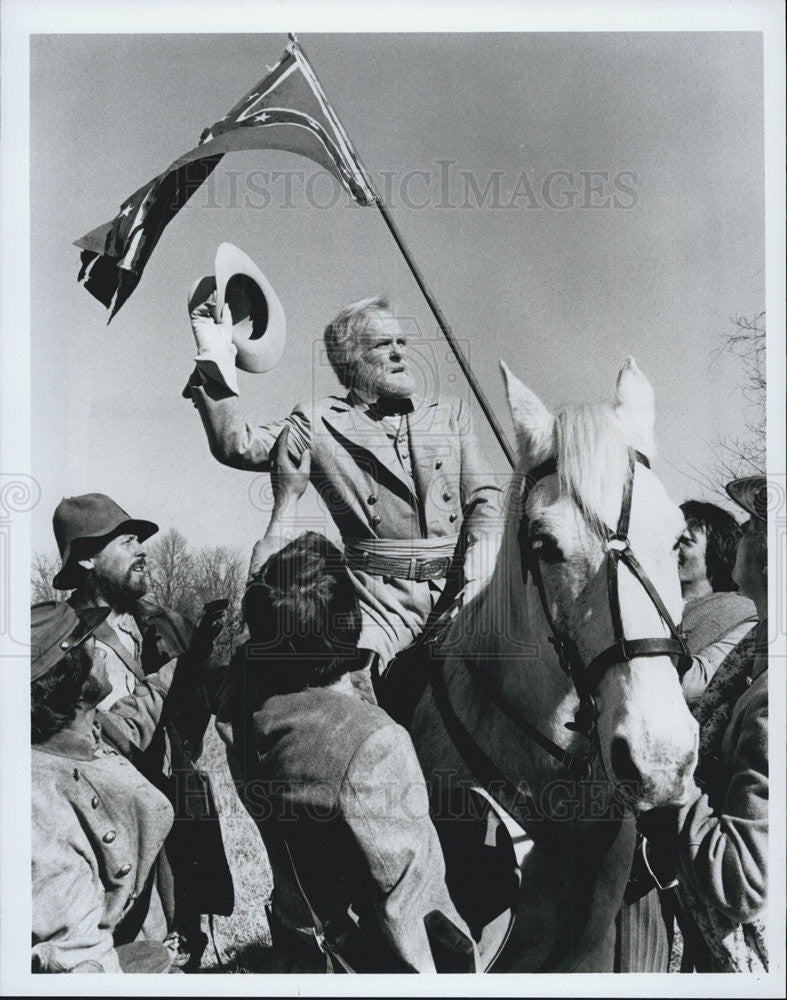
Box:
xmin=451 ymin=400 xmax=633 ymax=664
xmin=552 ymin=401 xmax=630 ymax=538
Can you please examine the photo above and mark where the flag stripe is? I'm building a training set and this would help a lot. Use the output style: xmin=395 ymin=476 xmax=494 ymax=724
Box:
xmin=75 ymin=37 xmax=375 ymax=318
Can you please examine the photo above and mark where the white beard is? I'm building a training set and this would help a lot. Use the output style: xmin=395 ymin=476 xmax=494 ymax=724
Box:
xmin=353 ymin=357 xmax=415 ymax=399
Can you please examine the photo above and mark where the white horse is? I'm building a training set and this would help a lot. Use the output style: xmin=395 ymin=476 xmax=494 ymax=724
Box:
xmin=410 ymin=359 xmax=699 ymax=972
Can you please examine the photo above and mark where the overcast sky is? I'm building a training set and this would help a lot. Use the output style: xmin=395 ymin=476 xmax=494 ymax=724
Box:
xmin=30 ymin=30 xmax=766 ymax=559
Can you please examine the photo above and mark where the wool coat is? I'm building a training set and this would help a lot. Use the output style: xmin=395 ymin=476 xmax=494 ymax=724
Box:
xmin=215 ymin=678 xmax=475 ymax=972
xmin=31 ymin=663 xmax=177 ymax=973
xmin=68 ymin=592 xmax=234 ymax=920
xmin=640 ymin=625 xmax=768 ymax=971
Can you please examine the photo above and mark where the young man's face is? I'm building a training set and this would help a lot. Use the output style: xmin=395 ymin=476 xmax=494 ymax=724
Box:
xmin=353 ymin=311 xmax=416 ymax=399
xmin=90 ymin=533 xmax=148 ymax=609
xmin=677 ymin=524 xmax=708 ymax=593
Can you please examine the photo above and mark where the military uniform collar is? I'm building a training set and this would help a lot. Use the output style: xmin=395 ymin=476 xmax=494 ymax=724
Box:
xmin=33 ymin=717 xmax=103 ymax=761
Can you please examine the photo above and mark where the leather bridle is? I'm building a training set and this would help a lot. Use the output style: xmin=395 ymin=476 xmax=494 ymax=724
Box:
xmin=429 ymin=446 xmax=690 ymax=794
xmin=517 ymin=448 xmax=690 ymax=768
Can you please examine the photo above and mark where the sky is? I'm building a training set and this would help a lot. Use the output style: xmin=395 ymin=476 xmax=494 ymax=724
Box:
xmin=29 ymin=30 xmax=768 ymax=559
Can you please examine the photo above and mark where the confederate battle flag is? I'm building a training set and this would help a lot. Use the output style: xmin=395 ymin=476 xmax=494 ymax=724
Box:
xmin=75 ymin=35 xmax=376 ymax=320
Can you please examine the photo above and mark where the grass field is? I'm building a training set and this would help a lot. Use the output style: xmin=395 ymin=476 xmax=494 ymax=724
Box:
xmin=195 ymin=722 xmax=275 ymax=972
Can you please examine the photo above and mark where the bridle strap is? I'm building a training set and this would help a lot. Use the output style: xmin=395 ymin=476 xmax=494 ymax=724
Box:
xmin=446 ymin=445 xmax=688 ymax=782
xmin=460 ymin=656 xmax=593 ymax=778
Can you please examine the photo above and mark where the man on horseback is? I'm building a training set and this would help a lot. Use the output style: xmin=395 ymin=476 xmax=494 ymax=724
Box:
xmin=185 ymin=289 xmax=503 ymax=703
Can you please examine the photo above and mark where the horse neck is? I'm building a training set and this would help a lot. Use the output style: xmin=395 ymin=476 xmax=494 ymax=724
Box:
xmin=448 ymin=511 xmax=582 ymax=786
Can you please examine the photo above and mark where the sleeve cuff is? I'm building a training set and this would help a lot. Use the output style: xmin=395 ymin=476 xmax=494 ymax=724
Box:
xmin=195 ymin=345 xmax=239 ymax=396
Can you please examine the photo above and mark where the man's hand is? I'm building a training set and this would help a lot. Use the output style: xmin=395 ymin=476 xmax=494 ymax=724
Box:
xmin=187 ymin=599 xmax=228 ymax=665
xmin=190 ymin=296 xmax=235 ymax=357
xmin=269 ymin=425 xmax=311 ymax=506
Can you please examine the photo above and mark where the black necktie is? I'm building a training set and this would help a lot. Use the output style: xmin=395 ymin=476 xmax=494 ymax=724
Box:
xmin=367 ymin=396 xmax=415 ymax=419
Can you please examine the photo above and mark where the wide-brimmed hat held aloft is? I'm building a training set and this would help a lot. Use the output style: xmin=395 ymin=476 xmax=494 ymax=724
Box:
xmin=31 ymin=601 xmax=111 ymax=681
xmin=188 ymin=242 xmax=287 ymax=373
xmin=725 ymin=476 xmax=768 ymax=523
xmin=52 ymin=493 xmax=158 ymax=590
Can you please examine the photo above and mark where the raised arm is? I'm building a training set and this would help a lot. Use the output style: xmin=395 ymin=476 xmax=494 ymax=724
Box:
xmin=248 ymin=425 xmax=312 ymax=579
xmin=99 ymin=606 xmax=226 ymax=753
xmin=184 ymin=296 xmax=311 ymax=470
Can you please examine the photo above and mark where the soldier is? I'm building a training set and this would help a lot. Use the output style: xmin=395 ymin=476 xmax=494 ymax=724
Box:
xmin=185 ymin=288 xmax=502 ymax=703
xmin=50 ymin=493 xmax=233 ymax=969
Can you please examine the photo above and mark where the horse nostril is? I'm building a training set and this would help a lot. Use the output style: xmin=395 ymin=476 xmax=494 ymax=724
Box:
xmin=611 ymin=736 xmax=643 ymax=794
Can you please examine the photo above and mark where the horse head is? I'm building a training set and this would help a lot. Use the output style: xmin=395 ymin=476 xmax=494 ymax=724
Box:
xmin=501 ymin=357 xmax=698 ymax=811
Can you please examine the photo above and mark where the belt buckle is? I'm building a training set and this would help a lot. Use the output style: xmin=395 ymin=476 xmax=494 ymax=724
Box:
xmin=416 ymin=556 xmax=449 ymax=582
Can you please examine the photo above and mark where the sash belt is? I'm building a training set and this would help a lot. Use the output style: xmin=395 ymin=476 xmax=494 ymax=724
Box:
xmin=344 ymin=534 xmax=459 ymax=582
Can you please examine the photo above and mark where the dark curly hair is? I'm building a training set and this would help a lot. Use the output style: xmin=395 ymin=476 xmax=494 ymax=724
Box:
xmin=680 ymin=500 xmax=743 ymax=593
xmin=31 ymin=645 xmax=94 ymax=744
xmin=241 ymin=531 xmax=363 ymax=699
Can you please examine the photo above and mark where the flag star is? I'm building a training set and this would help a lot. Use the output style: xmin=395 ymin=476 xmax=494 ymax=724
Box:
xmin=119 ymin=204 xmax=132 ymax=217
xmin=254 ymin=112 xmax=270 ymax=123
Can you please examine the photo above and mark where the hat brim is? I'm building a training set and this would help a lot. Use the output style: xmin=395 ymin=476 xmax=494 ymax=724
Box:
xmin=215 ymin=242 xmax=287 ymax=374
xmin=725 ymin=477 xmax=767 ymax=522
xmin=30 ymin=604 xmax=112 ymax=682
xmin=52 ymin=518 xmax=159 ymax=591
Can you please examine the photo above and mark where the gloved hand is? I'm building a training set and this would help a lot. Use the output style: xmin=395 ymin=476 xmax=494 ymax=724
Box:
xmin=187 ymin=600 xmax=228 ymax=665
xmin=190 ymin=295 xmax=239 ymax=395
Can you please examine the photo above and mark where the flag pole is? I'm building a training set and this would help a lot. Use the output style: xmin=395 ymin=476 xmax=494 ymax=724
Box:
xmin=374 ymin=197 xmax=517 ymax=470
xmin=290 ymin=34 xmax=517 ymax=471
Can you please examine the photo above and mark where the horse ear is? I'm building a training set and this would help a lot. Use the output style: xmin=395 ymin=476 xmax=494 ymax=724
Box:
xmin=500 ymin=360 xmax=555 ymax=469
xmin=614 ymin=357 xmax=656 ymax=457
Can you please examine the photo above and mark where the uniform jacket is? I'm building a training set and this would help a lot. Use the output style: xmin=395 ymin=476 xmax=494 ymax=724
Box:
xmin=68 ymin=592 xmax=234 ymax=918
xmin=190 ymin=380 xmax=503 ymax=662
xmin=31 ymin=664 xmax=177 ymax=973
xmin=215 ymin=677 xmax=474 ymax=972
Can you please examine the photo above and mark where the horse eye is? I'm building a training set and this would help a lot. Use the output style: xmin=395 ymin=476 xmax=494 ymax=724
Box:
xmin=532 ymin=535 xmax=564 ymax=563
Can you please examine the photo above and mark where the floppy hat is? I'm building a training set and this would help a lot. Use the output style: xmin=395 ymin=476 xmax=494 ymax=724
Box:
xmin=188 ymin=242 xmax=287 ymax=373
xmin=725 ymin=475 xmax=768 ymax=522
xmin=52 ymin=493 xmax=158 ymax=591
xmin=31 ymin=601 xmax=111 ymax=681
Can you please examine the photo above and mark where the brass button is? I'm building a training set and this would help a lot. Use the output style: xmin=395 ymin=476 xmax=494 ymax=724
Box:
xmin=91 ymin=796 xmax=100 ymax=808
xmin=367 ymin=494 xmax=378 ymax=505
xmin=115 ymin=864 xmax=132 ymax=878
xmin=102 ymin=831 xmax=117 ymax=844
xmin=371 ymin=515 xmax=381 ymax=528
xmin=435 ymin=459 xmax=443 ymax=469
xmin=60 ymin=640 xmax=71 ymax=650
xmin=449 ymin=513 xmax=458 ymax=523
xmin=72 ymin=769 xmax=80 ymax=781
xmin=442 ymin=492 xmax=452 ymax=503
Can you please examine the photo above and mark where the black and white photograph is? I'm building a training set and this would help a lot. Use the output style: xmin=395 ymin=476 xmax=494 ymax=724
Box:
xmin=1 ymin=0 xmax=784 ymax=994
